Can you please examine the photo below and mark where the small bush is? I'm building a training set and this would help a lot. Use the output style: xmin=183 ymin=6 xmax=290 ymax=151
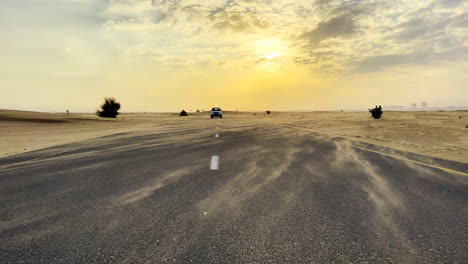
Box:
xmin=266 ymin=110 xmax=271 ymax=114
xmin=196 ymin=109 xmax=200 ymax=113
xmin=369 ymin=105 xmax=383 ymax=119
xmin=180 ymin=110 xmax=188 ymax=116
xmin=97 ymin=97 xmax=120 ymax=118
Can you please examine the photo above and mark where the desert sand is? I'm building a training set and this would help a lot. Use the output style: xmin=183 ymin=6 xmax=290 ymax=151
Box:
xmin=0 ymin=110 xmax=175 ymax=157
xmin=264 ymin=110 xmax=468 ymax=163
xmin=1 ymin=109 xmax=467 ymax=163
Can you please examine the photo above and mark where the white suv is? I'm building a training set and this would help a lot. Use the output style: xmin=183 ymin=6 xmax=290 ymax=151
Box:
xmin=210 ymin=107 xmax=223 ymax=118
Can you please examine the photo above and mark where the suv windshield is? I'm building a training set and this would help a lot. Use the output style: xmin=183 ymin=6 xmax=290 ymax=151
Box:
xmin=212 ymin=108 xmax=221 ymax=111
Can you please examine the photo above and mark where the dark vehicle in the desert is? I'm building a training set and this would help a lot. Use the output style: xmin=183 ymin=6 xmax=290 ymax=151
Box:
xmin=210 ymin=107 xmax=222 ymax=118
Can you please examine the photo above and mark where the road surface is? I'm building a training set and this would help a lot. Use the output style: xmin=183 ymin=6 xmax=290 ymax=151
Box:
xmin=1 ymin=115 xmax=467 ymax=263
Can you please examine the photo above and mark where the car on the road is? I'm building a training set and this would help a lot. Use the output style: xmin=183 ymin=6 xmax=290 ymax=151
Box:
xmin=210 ymin=107 xmax=222 ymax=118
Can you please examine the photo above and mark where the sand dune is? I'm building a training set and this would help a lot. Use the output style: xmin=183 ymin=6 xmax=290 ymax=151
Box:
xmin=1 ymin=109 xmax=467 ymax=163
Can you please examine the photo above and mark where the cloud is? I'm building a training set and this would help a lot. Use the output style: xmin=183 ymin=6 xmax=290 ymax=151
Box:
xmin=3 ymin=0 xmax=468 ymax=76
xmin=298 ymin=13 xmax=359 ymax=48
xmin=388 ymin=10 xmax=468 ymax=42
xmin=289 ymin=0 xmax=468 ymax=74
xmin=437 ymin=0 xmax=466 ymax=8
xmin=148 ymin=9 xmax=168 ymax=23
xmin=210 ymin=10 xmax=269 ymax=32
xmin=14 ymin=0 xmax=462 ymax=76
xmin=352 ymin=46 xmax=468 ymax=73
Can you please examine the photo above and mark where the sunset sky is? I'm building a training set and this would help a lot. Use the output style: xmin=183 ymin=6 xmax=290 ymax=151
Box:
xmin=1 ymin=0 xmax=467 ymax=112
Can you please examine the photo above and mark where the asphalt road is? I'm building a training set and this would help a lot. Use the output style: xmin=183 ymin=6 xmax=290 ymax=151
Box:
xmin=1 ymin=116 xmax=467 ymax=263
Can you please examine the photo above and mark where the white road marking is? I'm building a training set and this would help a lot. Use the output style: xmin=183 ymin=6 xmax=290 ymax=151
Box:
xmin=215 ymin=134 xmax=219 ymax=138
xmin=210 ymin=156 xmax=219 ymax=170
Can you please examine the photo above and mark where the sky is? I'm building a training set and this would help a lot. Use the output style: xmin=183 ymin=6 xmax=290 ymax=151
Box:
xmin=1 ymin=0 xmax=467 ymax=112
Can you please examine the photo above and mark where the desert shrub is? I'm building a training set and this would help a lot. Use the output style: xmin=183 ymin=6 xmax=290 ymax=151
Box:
xmin=180 ymin=110 xmax=188 ymax=116
xmin=266 ymin=110 xmax=271 ymax=114
xmin=97 ymin=97 xmax=120 ymax=118
xmin=196 ymin=109 xmax=200 ymax=113
xmin=369 ymin=105 xmax=383 ymax=119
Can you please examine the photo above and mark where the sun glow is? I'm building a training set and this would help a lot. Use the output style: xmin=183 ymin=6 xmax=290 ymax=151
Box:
xmin=264 ymin=51 xmax=281 ymax=60
xmin=252 ymin=38 xmax=289 ymax=70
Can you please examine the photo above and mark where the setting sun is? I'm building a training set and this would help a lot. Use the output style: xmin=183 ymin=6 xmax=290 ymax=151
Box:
xmin=265 ymin=51 xmax=281 ymax=60
xmin=251 ymin=38 xmax=289 ymax=70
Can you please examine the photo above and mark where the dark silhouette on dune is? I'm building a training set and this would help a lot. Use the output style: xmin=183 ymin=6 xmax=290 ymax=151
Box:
xmin=369 ymin=105 xmax=383 ymax=119
xmin=180 ymin=110 xmax=188 ymax=116
xmin=97 ymin=97 xmax=121 ymax=118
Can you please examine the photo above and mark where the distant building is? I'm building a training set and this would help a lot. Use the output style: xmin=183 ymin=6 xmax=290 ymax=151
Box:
xmin=421 ymin=102 xmax=428 ymax=109
xmin=411 ymin=103 xmax=417 ymax=110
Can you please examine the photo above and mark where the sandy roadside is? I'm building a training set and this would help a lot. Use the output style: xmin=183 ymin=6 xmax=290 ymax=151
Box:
xmin=1 ymin=109 xmax=467 ymax=164
xmin=262 ymin=110 xmax=468 ymax=163
xmin=0 ymin=110 xmax=177 ymax=157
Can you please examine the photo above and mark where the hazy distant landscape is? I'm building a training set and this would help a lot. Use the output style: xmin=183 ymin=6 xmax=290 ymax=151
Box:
xmin=2 ymin=109 xmax=467 ymax=163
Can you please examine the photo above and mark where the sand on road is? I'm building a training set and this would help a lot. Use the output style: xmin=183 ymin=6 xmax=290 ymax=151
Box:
xmin=0 ymin=110 xmax=175 ymax=157
xmin=1 ymin=109 xmax=467 ymax=163
xmin=264 ymin=111 xmax=468 ymax=163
